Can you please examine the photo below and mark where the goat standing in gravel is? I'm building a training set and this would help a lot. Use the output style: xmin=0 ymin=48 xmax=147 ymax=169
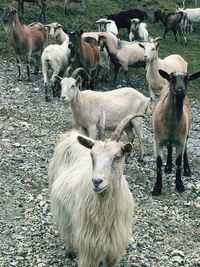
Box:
xmin=152 ymin=69 xmax=200 ymax=196
xmin=2 ymin=6 xmax=48 ymax=81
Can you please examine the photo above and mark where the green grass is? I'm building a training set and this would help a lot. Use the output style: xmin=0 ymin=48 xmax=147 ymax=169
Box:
xmin=0 ymin=0 xmax=200 ymax=99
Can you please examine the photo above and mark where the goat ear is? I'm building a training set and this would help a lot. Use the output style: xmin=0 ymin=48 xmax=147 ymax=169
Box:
xmin=159 ymin=69 xmax=170 ymax=81
xmin=77 ymin=136 xmax=94 ymax=149
xmin=139 ymin=43 xmax=145 ymax=49
xmin=189 ymin=71 xmax=200 ymax=81
xmin=79 ymin=29 xmax=84 ymax=35
xmin=122 ymin=143 xmax=133 ymax=154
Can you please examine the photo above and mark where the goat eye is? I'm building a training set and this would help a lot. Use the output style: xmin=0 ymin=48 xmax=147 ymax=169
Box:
xmin=114 ymin=156 xmax=121 ymax=161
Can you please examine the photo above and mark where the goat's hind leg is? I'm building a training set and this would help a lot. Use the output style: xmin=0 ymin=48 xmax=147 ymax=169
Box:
xmin=183 ymin=143 xmax=191 ymax=177
xmin=165 ymin=144 xmax=173 ymax=174
xmin=175 ymin=146 xmax=185 ymax=193
xmin=16 ymin=54 xmax=22 ymax=81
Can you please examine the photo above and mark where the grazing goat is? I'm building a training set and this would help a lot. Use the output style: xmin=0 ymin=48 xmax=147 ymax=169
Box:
xmin=95 ymin=18 xmax=118 ymax=36
xmin=154 ymin=10 xmax=188 ymax=45
xmin=176 ymin=6 xmax=200 ymax=32
xmin=107 ymin=9 xmax=148 ymax=34
xmin=57 ymin=67 xmax=150 ymax=161
xmin=2 ymin=6 xmax=48 ymax=81
xmin=48 ymin=114 xmax=141 ymax=266
xmin=129 ymin=18 xmax=149 ymax=42
xmin=68 ymin=28 xmax=99 ymax=89
xmin=45 ymin=22 xmax=69 ymax=44
xmin=64 ymin=0 xmax=86 ymax=14
xmin=41 ymin=39 xmax=70 ymax=101
xmin=139 ymin=38 xmax=188 ymax=100
xmin=98 ymin=31 xmax=145 ymax=85
xmin=152 ymin=69 xmax=200 ymax=196
xmin=17 ymin=0 xmax=46 ymax=21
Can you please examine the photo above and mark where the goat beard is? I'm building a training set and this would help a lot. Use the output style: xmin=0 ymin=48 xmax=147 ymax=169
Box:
xmin=3 ymin=25 xmax=10 ymax=34
xmin=63 ymin=102 xmax=70 ymax=109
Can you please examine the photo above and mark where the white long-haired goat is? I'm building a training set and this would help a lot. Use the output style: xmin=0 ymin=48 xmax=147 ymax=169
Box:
xmin=49 ymin=114 xmax=141 ymax=266
xmin=129 ymin=18 xmax=149 ymax=42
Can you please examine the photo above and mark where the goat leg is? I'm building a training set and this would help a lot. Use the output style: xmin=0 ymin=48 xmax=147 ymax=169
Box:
xmin=165 ymin=145 xmax=173 ymax=174
xmin=183 ymin=145 xmax=191 ymax=176
xmin=152 ymin=155 xmax=163 ymax=196
xmin=175 ymin=154 xmax=185 ymax=193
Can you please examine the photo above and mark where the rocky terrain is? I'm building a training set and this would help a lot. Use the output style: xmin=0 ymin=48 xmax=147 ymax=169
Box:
xmin=0 ymin=58 xmax=200 ymax=267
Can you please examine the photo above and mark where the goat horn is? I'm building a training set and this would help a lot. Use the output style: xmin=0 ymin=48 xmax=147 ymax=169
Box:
xmin=76 ymin=23 xmax=84 ymax=30
xmin=71 ymin=67 xmax=90 ymax=79
xmin=66 ymin=67 xmax=73 ymax=78
xmin=111 ymin=114 xmax=145 ymax=142
xmin=154 ymin=37 xmax=163 ymax=42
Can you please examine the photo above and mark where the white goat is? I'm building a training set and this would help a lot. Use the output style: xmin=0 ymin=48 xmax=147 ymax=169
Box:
xmin=57 ymin=68 xmax=150 ymax=161
xmin=46 ymin=22 xmax=69 ymax=44
xmin=129 ymin=18 xmax=149 ymax=42
xmin=176 ymin=6 xmax=200 ymax=32
xmin=98 ymin=32 xmax=145 ymax=84
xmin=95 ymin=18 xmax=118 ymax=36
xmin=139 ymin=39 xmax=188 ymax=100
xmin=41 ymin=39 xmax=70 ymax=101
xmin=49 ymin=114 xmax=138 ymax=266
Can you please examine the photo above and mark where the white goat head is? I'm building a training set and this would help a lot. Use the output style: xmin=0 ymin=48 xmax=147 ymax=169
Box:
xmin=58 ymin=76 xmax=81 ymax=104
xmin=139 ymin=37 xmax=162 ymax=61
xmin=95 ymin=18 xmax=111 ymax=32
xmin=76 ymin=114 xmax=143 ymax=194
xmin=46 ymin=22 xmax=62 ymax=37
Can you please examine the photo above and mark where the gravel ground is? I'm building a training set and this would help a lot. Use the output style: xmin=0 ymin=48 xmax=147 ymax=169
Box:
xmin=0 ymin=58 xmax=200 ymax=267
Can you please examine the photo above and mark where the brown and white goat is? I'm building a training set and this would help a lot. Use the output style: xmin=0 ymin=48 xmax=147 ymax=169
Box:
xmin=2 ymin=6 xmax=48 ymax=81
xmin=152 ymin=69 xmax=200 ymax=196
xmin=68 ymin=28 xmax=99 ymax=89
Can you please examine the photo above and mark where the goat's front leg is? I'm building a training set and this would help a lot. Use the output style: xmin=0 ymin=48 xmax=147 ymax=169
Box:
xmin=26 ymin=51 xmax=32 ymax=81
xmin=175 ymin=146 xmax=185 ymax=193
xmin=165 ymin=144 xmax=173 ymax=174
xmin=153 ymin=146 xmax=163 ymax=196
xmin=16 ymin=54 xmax=22 ymax=81
xmin=113 ymin=64 xmax=120 ymax=85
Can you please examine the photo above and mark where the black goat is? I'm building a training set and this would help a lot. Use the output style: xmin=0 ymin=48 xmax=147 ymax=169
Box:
xmin=107 ymin=9 xmax=148 ymax=34
xmin=154 ymin=10 xmax=188 ymax=45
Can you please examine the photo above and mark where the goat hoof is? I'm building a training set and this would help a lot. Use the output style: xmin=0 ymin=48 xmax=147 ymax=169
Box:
xmin=45 ymin=96 xmax=51 ymax=102
xmin=165 ymin=166 xmax=172 ymax=174
xmin=152 ymin=185 xmax=162 ymax=196
xmin=184 ymin=168 xmax=191 ymax=177
xmin=176 ymin=182 xmax=185 ymax=193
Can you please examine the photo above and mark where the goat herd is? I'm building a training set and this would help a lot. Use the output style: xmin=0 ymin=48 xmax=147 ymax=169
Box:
xmin=1 ymin=2 xmax=200 ymax=267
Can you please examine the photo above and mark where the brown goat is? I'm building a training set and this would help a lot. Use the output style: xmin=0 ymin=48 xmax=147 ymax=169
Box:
xmin=68 ymin=28 xmax=99 ymax=89
xmin=152 ymin=69 xmax=200 ymax=196
xmin=2 ymin=6 xmax=48 ymax=81
xmin=17 ymin=0 xmax=46 ymax=21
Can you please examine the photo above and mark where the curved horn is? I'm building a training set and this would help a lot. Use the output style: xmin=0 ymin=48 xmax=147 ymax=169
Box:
xmin=66 ymin=66 xmax=73 ymax=78
xmin=111 ymin=114 xmax=145 ymax=142
xmin=76 ymin=23 xmax=84 ymax=30
xmin=153 ymin=37 xmax=163 ymax=42
xmin=71 ymin=67 xmax=90 ymax=79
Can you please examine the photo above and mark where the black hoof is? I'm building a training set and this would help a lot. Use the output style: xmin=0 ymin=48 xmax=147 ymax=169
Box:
xmin=165 ymin=166 xmax=172 ymax=174
xmin=176 ymin=182 xmax=185 ymax=193
xmin=152 ymin=186 xmax=162 ymax=196
xmin=184 ymin=168 xmax=191 ymax=177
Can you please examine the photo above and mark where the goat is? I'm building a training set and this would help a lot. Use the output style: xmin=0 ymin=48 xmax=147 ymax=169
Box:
xmin=154 ymin=10 xmax=188 ymax=45
xmin=139 ymin=38 xmax=188 ymax=100
xmin=98 ymin=31 xmax=145 ymax=85
xmin=57 ymin=67 xmax=150 ymax=161
xmin=107 ymin=9 xmax=148 ymax=34
xmin=152 ymin=69 xmax=200 ymax=196
xmin=64 ymin=0 xmax=86 ymax=14
xmin=95 ymin=18 xmax=118 ymax=36
xmin=68 ymin=28 xmax=99 ymax=89
xmin=41 ymin=39 xmax=70 ymax=101
xmin=17 ymin=0 xmax=46 ymax=21
xmin=49 ymin=114 xmax=142 ymax=266
xmin=45 ymin=22 xmax=69 ymax=44
xmin=129 ymin=18 xmax=149 ymax=42
xmin=176 ymin=6 xmax=200 ymax=32
xmin=2 ymin=6 xmax=48 ymax=81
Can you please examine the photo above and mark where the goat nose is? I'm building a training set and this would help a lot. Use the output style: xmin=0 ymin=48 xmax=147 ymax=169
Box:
xmin=61 ymin=96 xmax=66 ymax=101
xmin=92 ymin=178 xmax=103 ymax=187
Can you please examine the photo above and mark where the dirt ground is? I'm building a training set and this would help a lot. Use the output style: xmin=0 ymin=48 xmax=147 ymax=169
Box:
xmin=0 ymin=58 xmax=200 ymax=267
